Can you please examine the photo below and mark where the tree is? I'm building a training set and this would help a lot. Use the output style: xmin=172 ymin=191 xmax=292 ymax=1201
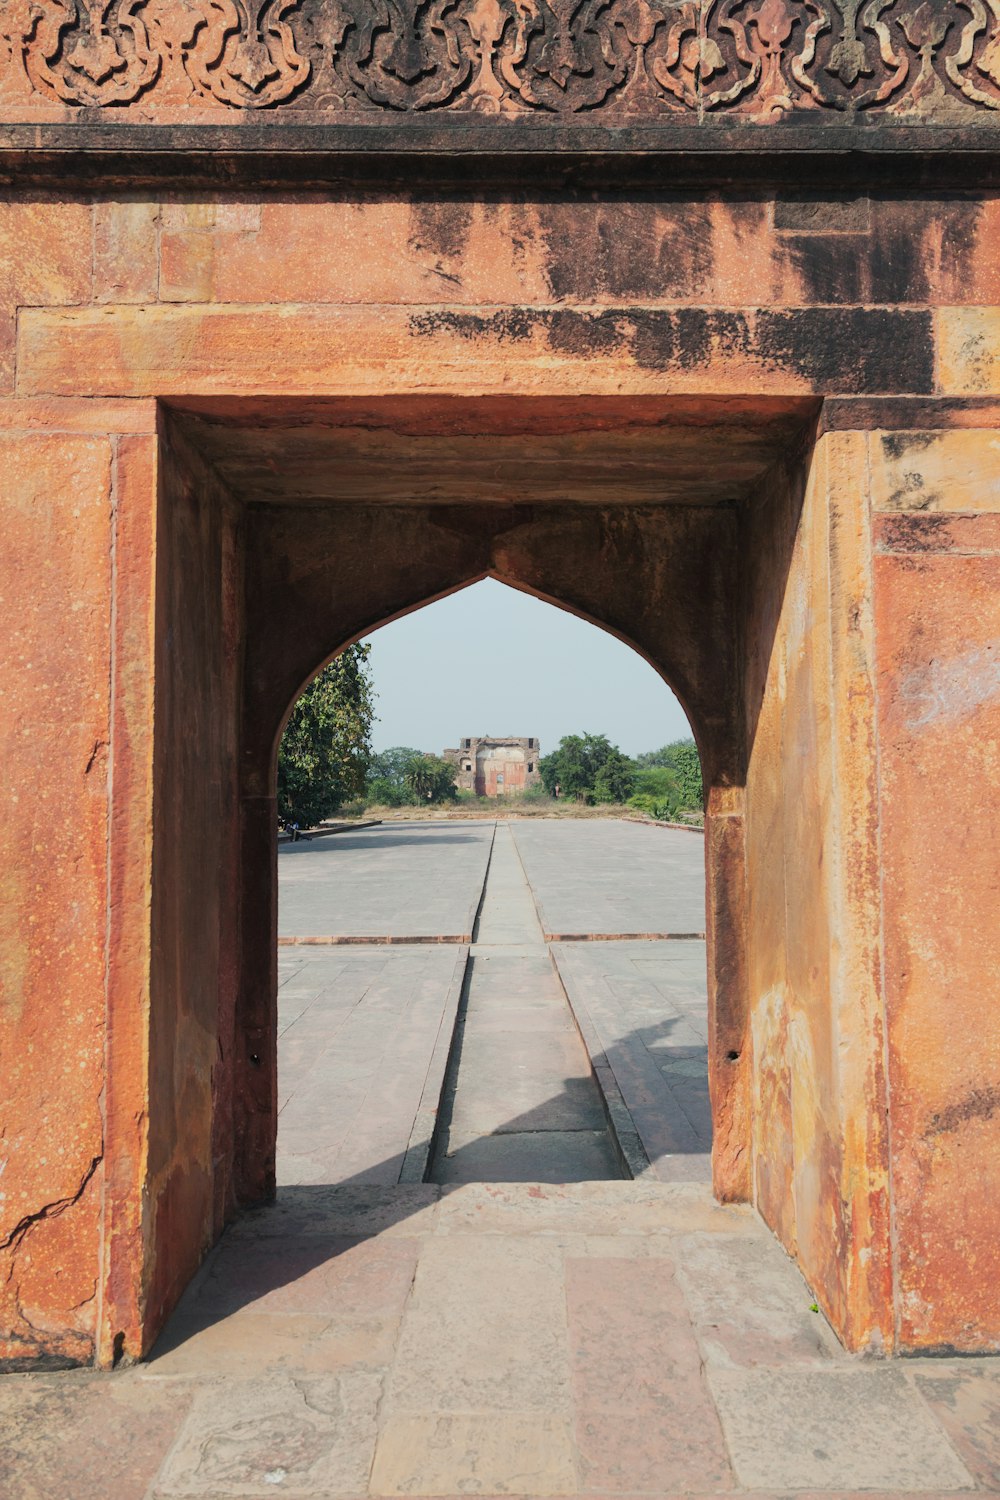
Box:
xmin=366 ymin=746 xmax=425 ymax=807
xmin=277 ymin=644 xmax=375 ymax=828
xmin=404 ymin=753 xmax=457 ymax=804
xmin=592 ymin=749 xmax=636 ymax=804
xmin=627 ymin=766 xmax=681 ymax=820
xmin=634 ymin=738 xmax=703 ymax=810
xmin=540 ymin=733 xmax=632 ymax=804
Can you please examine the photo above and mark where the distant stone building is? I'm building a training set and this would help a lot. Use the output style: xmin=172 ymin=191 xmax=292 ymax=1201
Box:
xmin=444 ymin=737 xmax=542 ymax=798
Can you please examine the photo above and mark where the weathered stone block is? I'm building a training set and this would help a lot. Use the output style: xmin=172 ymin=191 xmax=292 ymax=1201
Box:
xmin=0 ymin=432 xmax=112 ymax=1367
xmin=94 ymin=201 xmax=159 ymax=304
xmin=875 ymin=539 xmax=1000 ymax=1352
xmin=873 ymin=429 xmax=1000 ymax=512
xmin=938 ymin=308 xmax=1000 ymax=394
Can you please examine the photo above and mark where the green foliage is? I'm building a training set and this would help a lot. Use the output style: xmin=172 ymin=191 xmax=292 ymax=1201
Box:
xmin=634 ymin=765 xmax=679 ymax=800
xmin=277 ymin=644 xmax=375 ymax=828
xmin=633 ymin=739 xmax=703 ymax=811
xmin=540 ymin=733 xmax=633 ymax=805
xmin=592 ymin=749 xmax=636 ymax=805
xmin=404 ymin=753 xmax=458 ymax=804
xmin=627 ymin=766 xmax=682 ymax=820
xmin=364 ymin=746 xmax=427 ymax=807
xmin=538 ymin=733 xmax=702 ymax=818
xmin=364 ymin=746 xmax=458 ymax=808
xmin=368 ymin=746 xmax=424 ymax=793
xmin=365 ymin=777 xmax=409 ymax=808
xmin=627 ymin=792 xmax=678 ymax=821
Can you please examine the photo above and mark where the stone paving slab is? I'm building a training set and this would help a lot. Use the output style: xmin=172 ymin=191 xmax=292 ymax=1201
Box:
xmin=428 ymin=825 xmax=621 ymax=1185
xmin=7 ymin=1186 xmax=996 ymax=1499
xmin=708 ymin=1367 xmax=975 ymax=1492
xmin=278 ymin=822 xmax=494 ymax=940
xmin=434 ymin=1129 xmax=621 ymax=1183
xmin=510 ymin=821 xmax=706 ymax=939
xmin=0 ymin=1373 xmax=192 ymax=1500
xmin=444 ymin=1026 xmax=610 ymax=1136
xmin=432 ymin=1179 xmax=756 ymax=1237
xmin=672 ymin=1231 xmax=844 ymax=1369
xmin=551 ymin=941 xmax=711 ymax=1183
xmin=277 ymin=946 xmax=466 ymax=1186
xmin=914 ymin=1364 xmax=1000 ymax=1491
xmin=152 ymin=1371 xmax=382 ymax=1497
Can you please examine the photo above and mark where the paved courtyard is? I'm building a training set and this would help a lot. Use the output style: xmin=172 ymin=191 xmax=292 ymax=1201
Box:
xmin=3 ymin=819 xmax=998 ymax=1498
xmin=511 ymin=820 xmax=706 ymax=939
xmin=279 ymin=823 xmax=494 ymax=941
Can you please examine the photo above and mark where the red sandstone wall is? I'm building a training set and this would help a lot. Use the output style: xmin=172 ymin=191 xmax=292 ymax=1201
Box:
xmin=144 ymin=417 xmax=244 ymax=1345
xmin=0 ymin=399 xmax=159 ymax=1368
xmin=0 ymin=431 xmax=112 ymax=1367
xmin=872 ymin=432 xmax=1000 ymax=1353
xmin=3 ymin=188 xmax=1000 ymax=1362
xmin=742 ymin=433 xmax=893 ymax=1352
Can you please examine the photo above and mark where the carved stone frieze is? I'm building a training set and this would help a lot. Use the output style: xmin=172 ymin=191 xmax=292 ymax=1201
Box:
xmin=14 ymin=0 xmax=161 ymax=105
xmin=2 ymin=0 xmax=1000 ymax=117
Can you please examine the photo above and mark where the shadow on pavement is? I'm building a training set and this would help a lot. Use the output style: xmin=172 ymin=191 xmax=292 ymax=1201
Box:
xmin=280 ymin=831 xmax=485 ymax=852
xmin=147 ymin=1014 xmax=711 ymax=1363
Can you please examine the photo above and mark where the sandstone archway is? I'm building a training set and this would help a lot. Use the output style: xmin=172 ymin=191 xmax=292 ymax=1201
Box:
xmin=122 ymin=391 xmax=892 ymax=1364
xmin=6 ymin=219 xmax=1000 ymax=1367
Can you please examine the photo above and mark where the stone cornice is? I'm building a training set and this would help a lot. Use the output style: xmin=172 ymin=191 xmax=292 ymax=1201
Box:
xmin=5 ymin=1 xmax=1000 ymax=184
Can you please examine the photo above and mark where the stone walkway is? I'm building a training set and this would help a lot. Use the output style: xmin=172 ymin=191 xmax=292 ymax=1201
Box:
xmin=4 ymin=819 xmax=999 ymax=1498
xmin=276 ymin=820 xmax=711 ymax=1186
xmin=510 ymin=820 xmax=706 ymax=938
xmin=429 ymin=826 xmax=621 ymax=1183
xmin=551 ymin=940 xmax=711 ymax=1181
xmin=4 ymin=1183 xmax=997 ymax=1497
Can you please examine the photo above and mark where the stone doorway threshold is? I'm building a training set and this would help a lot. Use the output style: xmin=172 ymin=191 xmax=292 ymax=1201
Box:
xmin=2 ymin=1181 xmax=992 ymax=1496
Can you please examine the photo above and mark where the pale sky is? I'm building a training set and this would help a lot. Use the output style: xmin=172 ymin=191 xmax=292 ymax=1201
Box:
xmin=362 ymin=578 xmax=692 ymax=758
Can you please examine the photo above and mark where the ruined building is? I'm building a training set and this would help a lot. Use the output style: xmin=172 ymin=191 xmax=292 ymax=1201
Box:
xmin=444 ymin=737 xmax=542 ymax=797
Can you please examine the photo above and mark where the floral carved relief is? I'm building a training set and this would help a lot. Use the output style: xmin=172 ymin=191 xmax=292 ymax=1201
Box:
xmin=2 ymin=0 xmax=1000 ymax=116
xmin=15 ymin=1 xmax=161 ymax=104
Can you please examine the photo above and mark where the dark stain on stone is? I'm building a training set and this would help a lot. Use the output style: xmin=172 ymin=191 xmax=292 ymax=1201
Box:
xmin=776 ymin=195 xmax=976 ymax=309
xmin=774 ymin=196 xmax=871 ymax=233
xmin=756 ymin=309 xmax=935 ymax=394
xmin=868 ymin=197 xmax=983 ymax=305
xmin=783 ymin=233 xmax=869 ymax=304
xmin=630 ymin=308 xmax=752 ymax=372
xmin=881 ymin=431 xmax=938 ymax=461
xmin=408 ymin=304 xmax=933 ymax=395
xmin=868 ymin=200 xmax=931 ymax=304
xmin=538 ymin=201 xmax=715 ymax=302
xmin=927 ymin=1084 xmax=1000 ymax=1137
xmin=407 ymin=201 xmax=474 ymax=262
xmin=546 ymin=308 xmax=625 ymax=358
xmin=886 ymin=476 xmax=942 ymax=511
xmin=408 ymin=308 xmax=539 ymax=343
xmin=877 ymin=514 xmax=954 ymax=551
xmin=935 ymin=198 xmax=986 ymax=299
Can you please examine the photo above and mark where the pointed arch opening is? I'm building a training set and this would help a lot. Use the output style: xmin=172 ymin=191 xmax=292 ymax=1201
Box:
xmin=272 ymin=575 xmax=710 ymax=1193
